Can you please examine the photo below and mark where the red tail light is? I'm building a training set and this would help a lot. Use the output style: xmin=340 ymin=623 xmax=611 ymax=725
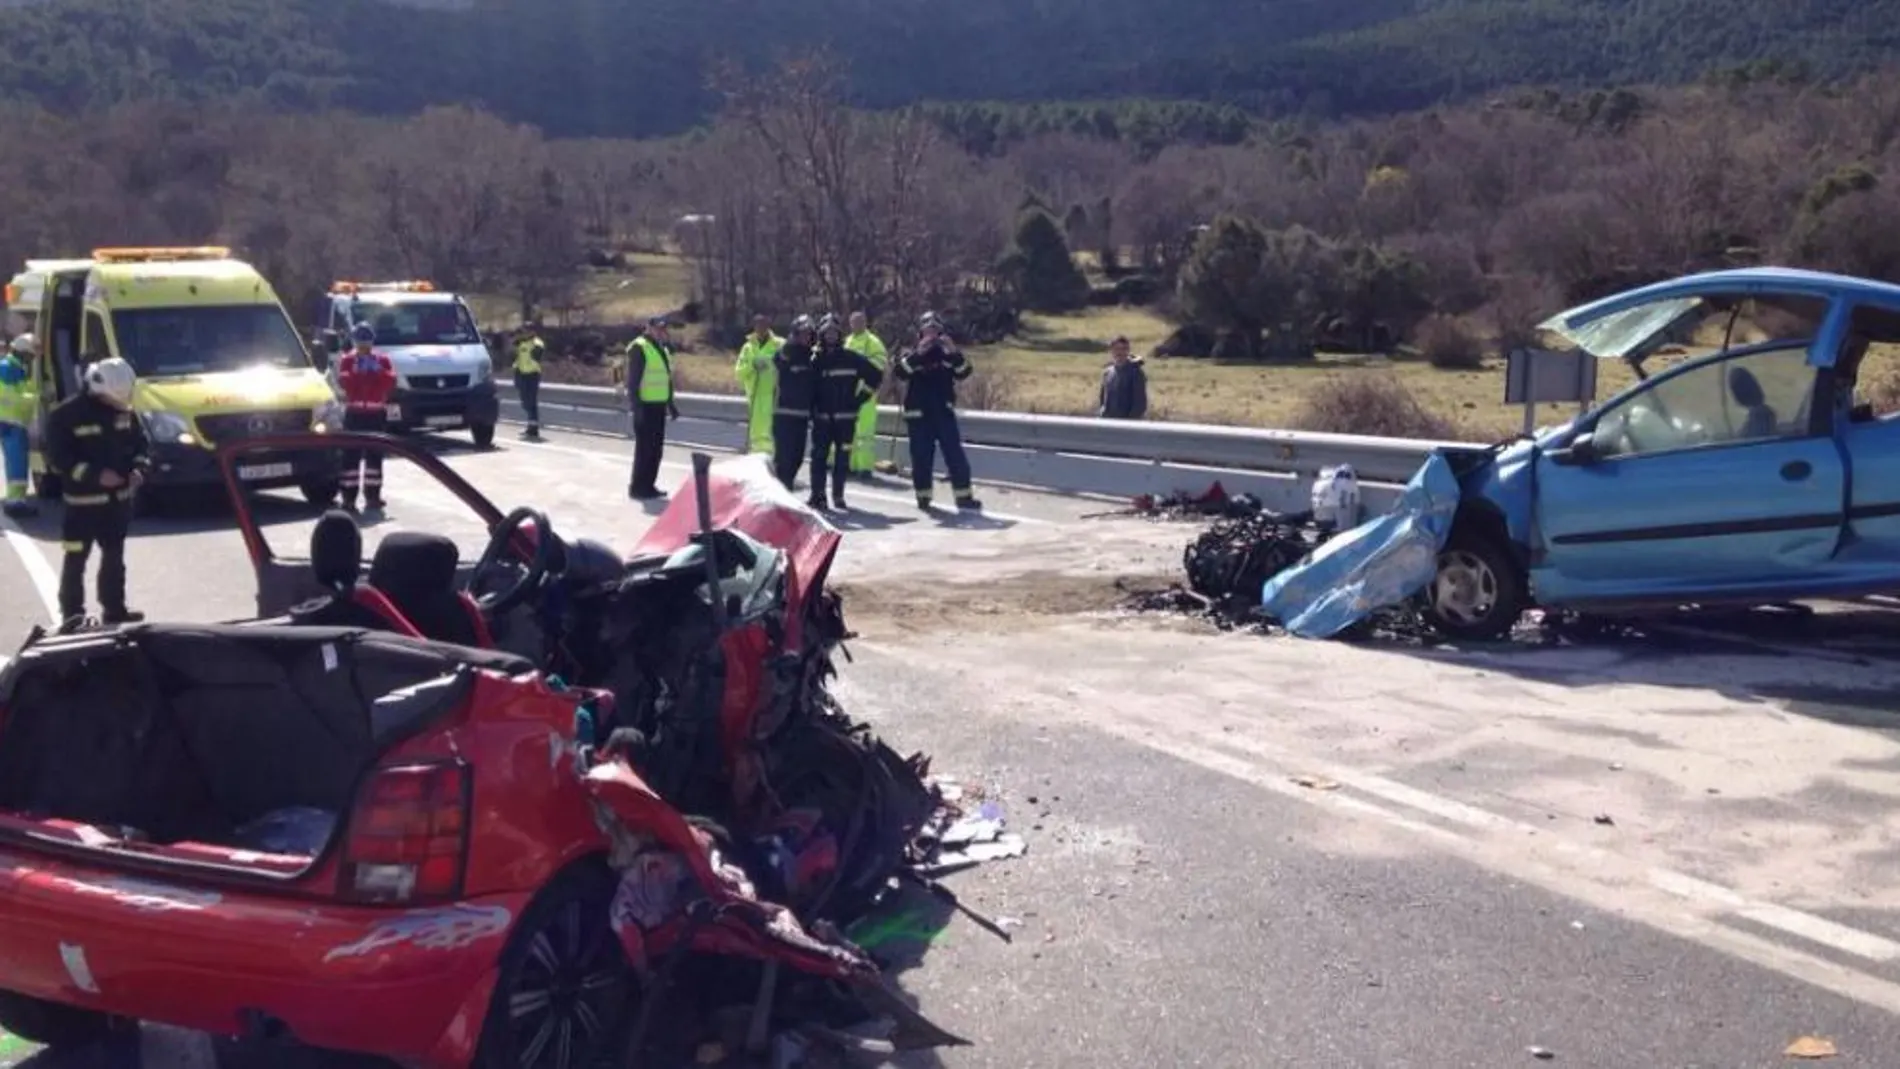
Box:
xmin=340 ymin=761 xmax=470 ymax=905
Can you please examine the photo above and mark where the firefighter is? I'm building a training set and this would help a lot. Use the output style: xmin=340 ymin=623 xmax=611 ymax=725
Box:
xmin=336 ymin=323 xmax=397 ymax=512
xmin=769 ymin=315 xmax=818 ymax=490
xmin=0 ymin=333 xmax=38 ymax=518
xmin=893 ymin=312 xmax=981 ymax=511
xmin=513 ymin=325 xmax=546 ymax=441
xmin=808 ymin=313 xmax=883 ymax=511
xmin=846 ymin=310 xmax=889 ymax=480
xmin=624 ymin=316 xmax=679 ymax=500
xmin=735 ymin=313 xmax=784 ymax=456
xmin=44 ymin=357 xmax=147 ymax=630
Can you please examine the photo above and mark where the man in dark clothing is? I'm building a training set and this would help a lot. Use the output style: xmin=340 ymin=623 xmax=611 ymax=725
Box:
xmin=893 ymin=312 xmax=981 ymax=512
xmin=43 ymin=357 xmax=149 ymax=631
xmin=622 ymin=316 xmax=681 ymax=500
xmin=1098 ymin=335 xmax=1149 ymax=420
xmin=770 ymin=315 xmax=818 ymax=490
xmin=807 ymin=314 xmax=884 ymax=511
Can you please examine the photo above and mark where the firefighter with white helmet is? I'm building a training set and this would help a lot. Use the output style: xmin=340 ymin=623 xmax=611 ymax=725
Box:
xmin=43 ymin=356 xmax=149 ymax=630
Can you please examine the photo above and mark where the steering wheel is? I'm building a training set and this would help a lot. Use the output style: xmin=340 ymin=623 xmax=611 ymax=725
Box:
xmin=470 ymin=506 xmax=556 ymax=616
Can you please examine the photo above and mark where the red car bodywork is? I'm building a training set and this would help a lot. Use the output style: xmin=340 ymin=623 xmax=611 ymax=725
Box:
xmin=0 ymin=438 xmax=861 ymax=1066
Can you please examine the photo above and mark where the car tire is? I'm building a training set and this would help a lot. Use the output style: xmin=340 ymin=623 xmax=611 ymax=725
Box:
xmin=1423 ymin=531 xmax=1526 ymax=642
xmin=473 ymin=860 xmax=637 ymax=1069
xmin=299 ymin=477 xmax=341 ymax=508
xmin=471 ymin=423 xmax=496 ymax=449
xmin=0 ymin=989 xmax=128 ymax=1048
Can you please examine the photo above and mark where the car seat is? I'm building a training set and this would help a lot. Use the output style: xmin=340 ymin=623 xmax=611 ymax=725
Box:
xmin=1727 ymin=366 xmax=1778 ymax=439
xmin=287 ymin=510 xmax=420 ymax=635
xmin=366 ymin=532 xmax=493 ymax=649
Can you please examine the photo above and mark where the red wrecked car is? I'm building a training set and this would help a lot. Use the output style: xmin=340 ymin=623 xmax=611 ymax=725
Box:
xmin=0 ymin=435 xmax=956 ymax=1067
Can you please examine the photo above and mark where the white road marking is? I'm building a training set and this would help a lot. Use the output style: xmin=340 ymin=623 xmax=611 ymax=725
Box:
xmin=506 ymin=434 xmax=1051 ymax=525
xmin=0 ymin=513 xmax=59 ymax=622
xmin=1082 ymin=704 xmax=1900 ymax=1015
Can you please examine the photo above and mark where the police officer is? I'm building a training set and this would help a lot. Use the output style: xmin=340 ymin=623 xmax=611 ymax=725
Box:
xmin=624 ymin=316 xmax=679 ymax=500
xmin=336 ymin=323 xmax=397 ymax=512
xmin=735 ymin=313 xmax=784 ymax=456
xmin=44 ymin=357 xmax=148 ymax=630
xmin=0 ymin=333 xmax=38 ymax=518
xmin=845 ymin=311 xmax=889 ymax=480
xmin=513 ymin=325 xmax=546 ymax=441
xmin=769 ymin=315 xmax=818 ymax=490
xmin=894 ymin=312 xmax=981 ymax=511
xmin=808 ymin=313 xmax=883 ymax=511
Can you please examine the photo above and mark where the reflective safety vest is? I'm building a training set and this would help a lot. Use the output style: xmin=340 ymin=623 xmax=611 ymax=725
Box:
xmin=630 ymin=336 xmax=673 ymax=403
xmin=847 ymin=329 xmax=888 ymax=371
xmin=0 ymin=353 xmax=33 ymax=427
xmin=513 ymin=336 xmax=544 ymax=375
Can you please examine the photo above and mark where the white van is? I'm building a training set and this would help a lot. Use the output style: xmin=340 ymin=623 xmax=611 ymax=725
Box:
xmin=315 ymin=281 xmax=499 ymax=447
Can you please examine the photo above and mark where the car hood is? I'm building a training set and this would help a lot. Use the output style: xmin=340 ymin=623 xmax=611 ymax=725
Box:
xmin=633 ymin=453 xmax=843 ymax=628
xmin=382 ymin=343 xmax=490 ymax=371
xmin=135 ymin=367 xmax=333 ymax=414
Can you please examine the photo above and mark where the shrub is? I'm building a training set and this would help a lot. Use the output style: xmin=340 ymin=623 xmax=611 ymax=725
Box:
xmin=1292 ymin=376 xmax=1457 ymax=439
xmin=958 ymin=362 xmax=1017 ymax=412
xmin=1413 ymin=313 xmax=1485 ymax=369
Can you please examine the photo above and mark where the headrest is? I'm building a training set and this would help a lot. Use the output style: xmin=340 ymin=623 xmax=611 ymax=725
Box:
xmin=1728 ymin=366 xmax=1765 ymax=407
xmin=311 ymin=511 xmax=362 ymax=590
xmin=368 ymin=532 xmax=461 ymax=600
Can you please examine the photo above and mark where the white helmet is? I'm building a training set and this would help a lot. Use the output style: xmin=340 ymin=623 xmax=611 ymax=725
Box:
xmin=7 ymin=333 xmax=34 ymax=355
xmin=84 ymin=357 xmax=136 ymax=408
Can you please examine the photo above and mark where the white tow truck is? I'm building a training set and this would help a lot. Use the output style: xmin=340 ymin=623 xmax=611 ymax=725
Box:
xmin=315 ymin=281 xmax=500 ymax=448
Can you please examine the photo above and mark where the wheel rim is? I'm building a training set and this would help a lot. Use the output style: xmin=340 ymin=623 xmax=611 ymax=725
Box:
xmin=504 ymin=896 xmax=632 ymax=1069
xmin=1431 ymin=549 xmax=1500 ymax=626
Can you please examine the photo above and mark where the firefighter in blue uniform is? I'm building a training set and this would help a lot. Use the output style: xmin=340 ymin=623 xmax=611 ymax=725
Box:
xmin=893 ymin=312 xmax=981 ymax=511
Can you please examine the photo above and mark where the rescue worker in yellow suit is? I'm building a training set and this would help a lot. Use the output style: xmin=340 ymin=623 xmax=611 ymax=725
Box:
xmin=513 ymin=325 xmax=546 ymax=441
xmin=845 ymin=311 xmax=888 ymax=480
xmin=735 ymin=313 xmax=783 ymax=455
xmin=0 ymin=333 xmax=39 ymax=519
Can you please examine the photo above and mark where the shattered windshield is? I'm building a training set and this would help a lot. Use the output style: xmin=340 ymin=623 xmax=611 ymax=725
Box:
xmin=1539 ymin=297 xmax=1701 ymax=360
xmin=351 ymin=300 xmax=481 ymax=346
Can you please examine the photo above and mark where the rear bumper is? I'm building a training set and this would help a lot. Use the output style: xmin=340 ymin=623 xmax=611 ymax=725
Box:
xmin=387 ymin=381 xmax=499 ymax=432
xmin=0 ymin=850 xmax=525 ymax=1065
xmin=147 ymin=441 xmax=338 ymax=491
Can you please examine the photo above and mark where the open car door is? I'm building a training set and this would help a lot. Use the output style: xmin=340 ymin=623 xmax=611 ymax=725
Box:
xmin=218 ymin=432 xmax=508 ymax=619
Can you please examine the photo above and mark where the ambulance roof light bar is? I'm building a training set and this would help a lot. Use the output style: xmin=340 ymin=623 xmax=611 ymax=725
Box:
xmin=330 ymin=280 xmax=436 ymax=295
xmin=91 ymin=246 xmax=233 ymax=264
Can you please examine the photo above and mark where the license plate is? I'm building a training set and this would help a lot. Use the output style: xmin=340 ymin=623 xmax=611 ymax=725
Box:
xmin=425 ymin=415 xmax=461 ymax=427
xmin=238 ymin=462 xmax=293 ymax=481
xmin=385 ymin=404 xmax=403 ymax=420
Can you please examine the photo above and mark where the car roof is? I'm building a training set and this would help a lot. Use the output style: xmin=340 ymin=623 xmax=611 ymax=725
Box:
xmin=89 ymin=259 xmax=279 ymax=310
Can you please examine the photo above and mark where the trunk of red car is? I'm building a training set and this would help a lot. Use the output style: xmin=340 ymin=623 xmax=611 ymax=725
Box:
xmin=0 ymin=624 xmax=518 ymax=880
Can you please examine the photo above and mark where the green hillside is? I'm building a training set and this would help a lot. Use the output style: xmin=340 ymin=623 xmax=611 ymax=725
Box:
xmin=0 ymin=0 xmax=1892 ymax=134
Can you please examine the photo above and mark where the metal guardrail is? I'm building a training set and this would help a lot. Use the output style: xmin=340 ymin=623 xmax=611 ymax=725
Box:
xmin=510 ymin=379 xmax=1483 ymax=485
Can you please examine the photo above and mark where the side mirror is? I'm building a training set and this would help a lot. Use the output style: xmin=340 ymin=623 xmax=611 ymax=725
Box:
xmin=1550 ymin=434 xmax=1598 ymax=466
xmin=320 ymin=330 xmax=342 ymax=353
xmin=309 ymin=346 xmax=329 ymax=372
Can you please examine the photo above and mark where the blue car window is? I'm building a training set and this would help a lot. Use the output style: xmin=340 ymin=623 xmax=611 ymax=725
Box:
xmin=1590 ymin=345 xmax=1817 ymax=460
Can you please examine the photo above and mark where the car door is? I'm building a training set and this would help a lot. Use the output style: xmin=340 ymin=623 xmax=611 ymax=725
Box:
xmin=1532 ymin=342 xmax=1846 ymax=604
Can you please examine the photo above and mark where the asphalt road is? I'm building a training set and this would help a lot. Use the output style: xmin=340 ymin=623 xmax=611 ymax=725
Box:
xmin=4 ymin=421 xmax=1900 ymax=1067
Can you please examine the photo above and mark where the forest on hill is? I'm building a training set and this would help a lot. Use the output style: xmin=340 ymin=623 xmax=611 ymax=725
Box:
xmin=0 ymin=0 xmax=1893 ymax=136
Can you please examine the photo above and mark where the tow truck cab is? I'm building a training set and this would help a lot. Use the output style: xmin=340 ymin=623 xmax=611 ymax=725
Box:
xmin=27 ymin=247 xmax=343 ymax=505
xmin=316 ymin=282 xmax=499 ymax=448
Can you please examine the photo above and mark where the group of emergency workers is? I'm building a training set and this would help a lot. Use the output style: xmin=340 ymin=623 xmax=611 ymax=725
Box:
xmin=736 ymin=310 xmax=982 ymax=512
xmin=0 ymin=328 xmax=150 ymax=630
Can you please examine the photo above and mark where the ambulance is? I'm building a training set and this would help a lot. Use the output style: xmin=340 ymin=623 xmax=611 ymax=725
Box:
xmin=20 ymin=247 xmax=343 ymax=505
xmin=316 ymin=281 xmax=499 ymax=447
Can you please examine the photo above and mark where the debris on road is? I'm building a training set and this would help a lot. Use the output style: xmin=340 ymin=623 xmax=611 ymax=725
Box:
xmin=1785 ymin=1035 xmax=1839 ymax=1058
xmin=1084 ymin=481 xmax=1265 ymax=521
xmin=916 ymin=792 xmax=1029 ymax=877
xmin=1292 ymin=774 xmax=1341 ymax=792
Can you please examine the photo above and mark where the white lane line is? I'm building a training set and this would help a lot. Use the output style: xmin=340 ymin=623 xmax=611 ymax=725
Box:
xmin=0 ymin=514 xmax=60 ymax=622
xmin=1149 ymin=701 xmax=1900 ymax=965
xmin=505 ymin=434 xmax=1051 ymax=526
xmin=1083 ymin=705 xmax=1900 ymax=1016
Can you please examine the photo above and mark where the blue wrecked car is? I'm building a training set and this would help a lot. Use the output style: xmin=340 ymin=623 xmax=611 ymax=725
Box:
xmin=1267 ymin=267 xmax=1900 ymax=641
